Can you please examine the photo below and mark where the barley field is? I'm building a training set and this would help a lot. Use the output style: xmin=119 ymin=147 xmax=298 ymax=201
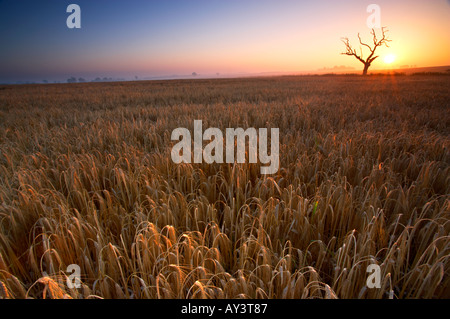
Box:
xmin=0 ymin=75 xmax=449 ymax=299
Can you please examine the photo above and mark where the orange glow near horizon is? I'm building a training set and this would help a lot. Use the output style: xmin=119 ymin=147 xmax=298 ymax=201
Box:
xmin=1 ymin=0 xmax=449 ymax=82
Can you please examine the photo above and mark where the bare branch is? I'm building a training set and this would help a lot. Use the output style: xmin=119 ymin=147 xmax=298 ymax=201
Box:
xmin=372 ymin=27 xmax=392 ymax=49
xmin=358 ymin=33 xmax=372 ymax=54
xmin=340 ymin=27 xmax=392 ymax=75
xmin=372 ymin=28 xmax=378 ymax=47
xmin=368 ymin=55 xmax=379 ymax=64
xmin=341 ymin=37 xmax=365 ymax=65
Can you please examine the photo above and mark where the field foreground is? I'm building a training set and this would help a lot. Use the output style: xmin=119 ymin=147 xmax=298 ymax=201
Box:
xmin=0 ymin=75 xmax=449 ymax=299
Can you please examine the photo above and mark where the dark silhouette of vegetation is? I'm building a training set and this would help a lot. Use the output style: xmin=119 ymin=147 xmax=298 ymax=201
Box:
xmin=67 ymin=76 xmax=77 ymax=83
xmin=341 ymin=27 xmax=391 ymax=75
xmin=411 ymin=72 xmax=450 ymax=76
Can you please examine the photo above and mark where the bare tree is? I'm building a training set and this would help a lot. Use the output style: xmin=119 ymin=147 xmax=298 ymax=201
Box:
xmin=341 ymin=27 xmax=391 ymax=75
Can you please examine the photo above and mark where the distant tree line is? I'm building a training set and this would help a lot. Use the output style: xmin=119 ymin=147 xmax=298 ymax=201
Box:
xmin=66 ymin=76 xmax=115 ymax=83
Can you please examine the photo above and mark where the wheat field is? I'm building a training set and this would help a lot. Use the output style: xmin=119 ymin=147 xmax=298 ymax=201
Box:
xmin=0 ymin=75 xmax=449 ymax=299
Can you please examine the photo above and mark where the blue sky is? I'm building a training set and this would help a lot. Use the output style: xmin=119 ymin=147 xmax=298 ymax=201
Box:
xmin=1 ymin=0 xmax=449 ymax=83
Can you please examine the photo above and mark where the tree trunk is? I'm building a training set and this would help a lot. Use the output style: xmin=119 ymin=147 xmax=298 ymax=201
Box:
xmin=362 ymin=63 xmax=370 ymax=76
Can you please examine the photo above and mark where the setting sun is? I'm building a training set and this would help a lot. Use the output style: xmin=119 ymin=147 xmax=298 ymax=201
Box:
xmin=384 ymin=54 xmax=396 ymax=64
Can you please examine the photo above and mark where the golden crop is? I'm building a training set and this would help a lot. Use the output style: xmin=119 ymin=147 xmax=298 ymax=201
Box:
xmin=0 ymin=75 xmax=448 ymax=299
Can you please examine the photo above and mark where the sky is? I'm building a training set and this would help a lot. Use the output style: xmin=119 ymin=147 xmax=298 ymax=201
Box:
xmin=0 ymin=0 xmax=449 ymax=83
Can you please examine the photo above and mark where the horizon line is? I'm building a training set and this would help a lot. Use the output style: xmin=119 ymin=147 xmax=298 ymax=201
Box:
xmin=2 ymin=64 xmax=450 ymax=86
